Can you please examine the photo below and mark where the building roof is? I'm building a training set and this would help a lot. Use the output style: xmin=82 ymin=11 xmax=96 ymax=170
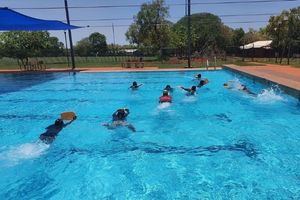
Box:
xmin=240 ymin=40 xmax=272 ymax=50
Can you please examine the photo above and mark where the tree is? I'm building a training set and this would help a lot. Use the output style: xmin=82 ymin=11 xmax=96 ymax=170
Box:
xmin=75 ymin=32 xmax=108 ymax=56
xmin=88 ymin=32 xmax=108 ymax=56
xmin=241 ymin=28 xmax=267 ymax=44
xmin=172 ymin=13 xmax=233 ymax=56
xmin=266 ymin=7 xmax=300 ymax=64
xmin=0 ymin=31 xmax=51 ymax=65
xmin=41 ymin=36 xmax=64 ymax=57
xmin=126 ymin=0 xmax=171 ymax=55
xmin=232 ymin=28 xmax=245 ymax=46
xmin=74 ymin=37 xmax=91 ymax=56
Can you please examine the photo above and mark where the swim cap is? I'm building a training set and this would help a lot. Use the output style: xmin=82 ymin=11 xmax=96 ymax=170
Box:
xmin=124 ymin=108 xmax=129 ymax=114
xmin=55 ymin=119 xmax=63 ymax=126
xmin=163 ymin=90 xmax=169 ymax=95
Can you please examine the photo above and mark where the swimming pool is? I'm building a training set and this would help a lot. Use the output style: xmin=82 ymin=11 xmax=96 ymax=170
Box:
xmin=0 ymin=70 xmax=299 ymax=199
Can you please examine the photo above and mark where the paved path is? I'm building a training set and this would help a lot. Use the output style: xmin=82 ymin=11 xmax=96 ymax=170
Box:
xmin=223 ymin=63 xmax=300 ymax=100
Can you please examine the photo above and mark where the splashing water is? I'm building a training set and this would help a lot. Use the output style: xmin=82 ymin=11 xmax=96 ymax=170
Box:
xmin=182 ymin=95 xmax=197 ymax=102
xmin=0 ymin=141 xmax=49 ymax=166
xmin=157 ymin=102 xmax=171 ymax=109
xmin=257 ymin=85 xmax=284 ymax=103
xmin=228 ymin=78 xmax=243 ymax=91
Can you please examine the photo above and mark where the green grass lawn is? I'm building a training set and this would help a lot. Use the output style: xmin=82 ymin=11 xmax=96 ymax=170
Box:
xmin=0 ymin=56 xmax=284 ymax=70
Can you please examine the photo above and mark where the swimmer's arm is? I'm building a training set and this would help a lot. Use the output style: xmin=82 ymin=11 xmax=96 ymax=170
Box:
xmin=63 ymin=116 xmax=77 ymax=127
xmin=102 ymin=123 xmax=114 ymax=129
xmin=112 ymin=111 xmax=118 ymax=117
xmin=127 ymin=124 xmax=136 ymax=132
xmin=180 ymin=86 xmax=190 ymax=92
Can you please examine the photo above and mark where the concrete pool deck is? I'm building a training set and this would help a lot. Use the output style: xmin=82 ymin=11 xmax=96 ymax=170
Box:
xmin=223 ymin=63 xmax=300 ymax=100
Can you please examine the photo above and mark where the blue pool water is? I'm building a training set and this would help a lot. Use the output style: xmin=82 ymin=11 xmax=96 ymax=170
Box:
xmin=0 ymin=70 xmax=299 ymax=199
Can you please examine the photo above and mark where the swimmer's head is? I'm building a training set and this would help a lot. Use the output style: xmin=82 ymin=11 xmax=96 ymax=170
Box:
xmin=223 ymin=83 xmax=228 ymax=87
xmin=165 ymin=85 xmax=171 ymax=90
xmin=196 ymin=74 xmax=201 ymax=78
xmin=163 ymin=90 xmax=169 ymax=96
xmin=191 ymin=86 xmax=197 ymax=91
xmin=132 ymin=81 xmax=137 ymax=86
xmin=124 ymin=108 xmax=129 ymax=114
xmin=241 ymin=85 xmax=247 ymax=90
xmin=54 ymin=119 xmax=63 ymax=127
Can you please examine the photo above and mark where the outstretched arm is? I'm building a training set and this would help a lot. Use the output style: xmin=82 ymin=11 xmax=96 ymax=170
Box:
xmin=127 ymin=123 xmax=136 ymax=132
xmin=63 ymin=116 xmax=77 ymax=127
xmin=180 ymin=86 xmax=190 ymax=92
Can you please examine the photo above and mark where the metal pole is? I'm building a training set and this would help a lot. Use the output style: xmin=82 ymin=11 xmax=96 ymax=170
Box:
xmin=187 ymin=0 xmax=191 ymax=68
xmin=112 ymin=23 xmax=117 ymax=62
xmin=64 ymin=31 xmax=70 ymax=67
xmin=185 ymin=0 xmax=188 ymax=16
xmin=64 ymin=0 xmax=75 ymax=70
xmin=242 ymin=45 xmax=245 ymax=61
xmin=252 ymin=43 xmax=254 ymax=62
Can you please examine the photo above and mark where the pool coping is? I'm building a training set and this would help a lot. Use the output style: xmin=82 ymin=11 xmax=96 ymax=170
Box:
xmin=223 ymin=64 xmax=300 ymax=101
xmin=0 ymin=67 xmax=222 ymax=73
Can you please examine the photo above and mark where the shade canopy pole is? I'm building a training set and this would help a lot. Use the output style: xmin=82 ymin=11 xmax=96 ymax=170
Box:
xmin=64 ymin=0 xmax=75 ymax=70
xmin=187 ymin=0 xmax=191 ymax=68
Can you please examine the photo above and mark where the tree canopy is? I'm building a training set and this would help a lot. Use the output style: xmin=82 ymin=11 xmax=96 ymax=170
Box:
xmin=172 ymin=13 xmax=233 ymax=56
xmin=0 ymin=31 xmax=63 ymax=61
xmin=266 ymin=6 xmax=300 ymax=63
xmin=126 ymin=0 xmax=171 ymax=54
xmin=75 ymin=32 xmax=108 ymax=56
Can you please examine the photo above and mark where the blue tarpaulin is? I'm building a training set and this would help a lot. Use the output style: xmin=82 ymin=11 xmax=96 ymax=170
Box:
xmin=0 ymin=7 xmax=81 ymax=31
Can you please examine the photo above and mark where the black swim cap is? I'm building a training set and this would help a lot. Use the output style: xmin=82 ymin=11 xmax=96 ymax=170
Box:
xmin=55 ymin=119 xmax=63 ymax=126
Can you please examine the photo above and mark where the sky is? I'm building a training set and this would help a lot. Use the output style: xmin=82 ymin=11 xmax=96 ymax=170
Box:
xmin=0 ymin=0 xmax=299 ymax=45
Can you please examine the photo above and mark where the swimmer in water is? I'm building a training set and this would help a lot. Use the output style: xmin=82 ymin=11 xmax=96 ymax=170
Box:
xmin=224 ymin=82 xmax=256 ymax=96
xmin=223 ymin=82 xmax=233 ymax=89
xmin=164 ymin=85 xmax=174 ymax=93
xmin=129 ymin=81 xmax=143 ymax=90
xmin=194 ymin=73 xmax=202 ymax=80
xmin=179 ymin=85 xmax=197 ymax=96
xmin=197 ymin=78 xmax=209 ymax=88
xmin=102 ymin=108 xmax=136 ymax=132
xmin=239 ymin=85 xmax=256 ymax=96
xmin=159 ymin=90 xmax=172 ymax=103
xmin=39 ymin=117 xmax=77 ymax=144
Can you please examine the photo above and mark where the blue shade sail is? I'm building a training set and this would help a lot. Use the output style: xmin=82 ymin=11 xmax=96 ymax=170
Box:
xmin=0 ymin=7 xmax=81 ymax=31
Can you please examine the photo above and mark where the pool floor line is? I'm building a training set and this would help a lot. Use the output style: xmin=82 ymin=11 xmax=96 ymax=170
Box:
xmin=223 ymin=64 xmax=300 ymax=100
